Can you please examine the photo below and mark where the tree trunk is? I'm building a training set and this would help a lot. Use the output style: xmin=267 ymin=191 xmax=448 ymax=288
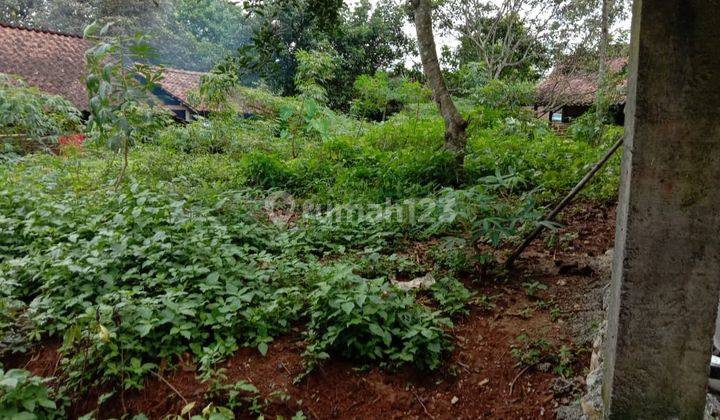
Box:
xmin=595 ymin=0 xmax=611 ymax=122
xmin=410 ymin=0 xmax=467 ymax=165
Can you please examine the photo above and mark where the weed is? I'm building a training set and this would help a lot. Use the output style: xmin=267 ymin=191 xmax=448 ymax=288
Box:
xmin=303 ymin=265 xmax=453 ymax=372
xmin=554 ymin=345 xmax=575 ymax=378
xmin=522 ymin=281 xmax=548 ymax=298
xmin=430 ymin=276 xmax=474 ymax=316
xmin=0 ymin=368 xmax=65 ymax=418
xmin=428 ymin=237 xmax=475 ymax=276
xmin=472 ymin=294 xmax=500 ymax=312
xmin=510 ymin=334 xmax=550 ymax=366
xmin=550 ymin=305 xmax=562 ymax=322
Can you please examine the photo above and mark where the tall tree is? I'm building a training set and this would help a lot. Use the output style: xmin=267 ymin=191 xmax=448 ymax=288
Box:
xmin=437 ymin=0 xmax=567 ymax=81
xmin=409 ymin=0 xmax=467 ymax=164
xmin=240 ymin=0 xmax=411 ymax=108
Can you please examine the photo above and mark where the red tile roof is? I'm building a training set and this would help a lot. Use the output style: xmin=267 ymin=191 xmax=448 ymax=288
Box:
xmin=154 ymin=66 xmax=205 ymax=110
xmin=537 ymin=57 xmax=628 ymax=107
xmin=0 ymin=24 xmax=91 ymax=109
xmin=0 ymin=23 xmax=206 ymax=112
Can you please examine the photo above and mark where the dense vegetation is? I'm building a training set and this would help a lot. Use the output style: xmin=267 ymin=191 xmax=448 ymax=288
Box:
xmin=0 ymin=0 xmax=630 ymax=415
xmin=0 ymin=64 xmax=621 ymax=416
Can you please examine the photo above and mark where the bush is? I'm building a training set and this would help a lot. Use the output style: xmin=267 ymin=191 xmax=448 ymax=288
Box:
xmin=473 ymin=79 xmax=536 ymax=111
xmin=304 ymin=265 xmax=452 ymax=371
xmin=465 ymin=126 xmax=621 ymax=201
xmin=428 ymin=238 xmax=474 ymax=276
xmin=351 ymin=72 xmax=402 ymax=121
xmin=0 ymin=368 xmax=64 ymax=418
xmin=351 ymin=72 xmax=428 ymax=122
xmin=0 ymin=74 xmax=83 ymax=155
xmin=430 ymin=276 xmax=473 ymax=316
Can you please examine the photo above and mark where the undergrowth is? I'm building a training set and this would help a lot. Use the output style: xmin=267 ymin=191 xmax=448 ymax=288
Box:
xmin=0 ymin=82 xmax=622 ymax=417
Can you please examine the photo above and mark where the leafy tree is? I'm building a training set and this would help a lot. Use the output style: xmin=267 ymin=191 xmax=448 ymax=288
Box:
xmin=277 ymin=48 xmax=336 ymax=157
xmin=350 ymin=72 xmax=428 ymax=122
xmin=474 ymin=79 xmax=536 ymax=110
xmin=442 ymin=14 xmax=549 ymax=81
xmin=437 ymin=0 xmax=566 ymax=81
xmin=84 ymin=22 xmax=170 ymax=187
xmin=294 ymin=47 xmax=338 ymax=104
xmin=409 ymin=0 xmax=467 ymax=168
xmin=326 ymin=0 xmax=414 ymax=108
xmin=238 ymin=0 xmax=411 ymax=109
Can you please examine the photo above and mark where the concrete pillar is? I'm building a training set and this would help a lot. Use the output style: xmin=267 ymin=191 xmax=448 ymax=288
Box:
xmin=603 ymin=0 xmax=720 ymax=418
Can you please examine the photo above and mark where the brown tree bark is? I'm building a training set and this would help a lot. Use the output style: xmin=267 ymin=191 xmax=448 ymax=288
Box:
xmin=410 ymin=0 xmax=467 ymax=165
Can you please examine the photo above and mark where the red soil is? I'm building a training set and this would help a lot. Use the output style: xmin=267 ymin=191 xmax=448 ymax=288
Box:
xmin=4 ymin=201 xmax=617 ymax=419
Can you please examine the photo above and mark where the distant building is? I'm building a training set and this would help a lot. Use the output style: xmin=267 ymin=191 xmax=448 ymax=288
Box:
xmin=0 ymin=23 xmax=207 ymax=121
xmin=535 ymin=57 xmax=628 ymax=125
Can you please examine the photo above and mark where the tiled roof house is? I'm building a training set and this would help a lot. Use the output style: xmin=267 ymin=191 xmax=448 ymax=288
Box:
xmin=536 ymin=57 xmax=628 ymax=125
xmin=0 ymin=23 xmax=206 ymax=121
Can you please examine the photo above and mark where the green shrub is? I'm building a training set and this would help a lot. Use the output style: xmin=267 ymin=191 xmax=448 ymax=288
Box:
xmin=465 ymin=127 xmax=621 ymax=201
xmin=351 ymin=72 xmax=402 ymax=121
xmin=0 ymin=74 xmax=83 ymax=155
xmin=0 ymin=368 xmax=65 ymax=418
xmin=430 ymin=276 xmax=473 ymax=316
xmin=304 ymin=265 xmax=453 ymax=371
xmin=473 ymin=79 xmax=536 ymax=111
xmin=428 ymin=238 xmax=474 ymax=276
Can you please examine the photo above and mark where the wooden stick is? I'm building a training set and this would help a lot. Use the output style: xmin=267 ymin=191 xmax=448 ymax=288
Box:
xmin=504 ymin=136 xmax=624 ymax=269
xmin=150 ymin=370 xmax=189 ymax=405
xmin=509 ymin=359 xmax=543 ymax=396
xmin=411 ymin=387 xmax=435 ymax=419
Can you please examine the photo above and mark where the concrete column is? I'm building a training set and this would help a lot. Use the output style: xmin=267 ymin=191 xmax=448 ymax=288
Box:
xmin=603 ymin=0 xmax=720 ymax=418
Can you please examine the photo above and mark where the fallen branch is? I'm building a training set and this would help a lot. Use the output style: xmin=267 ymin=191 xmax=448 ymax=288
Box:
xmin=150 ymin=370 xmax=189 ymax=405
xmin=509 ymin=359 xmax=544 ymax=396
xmin=504 ymin=136 xmax=624 ymax=269
xmin=411 ymin=387 xmax=435 ymax=419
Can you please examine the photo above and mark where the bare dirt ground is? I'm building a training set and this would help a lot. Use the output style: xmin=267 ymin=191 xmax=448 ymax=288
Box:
xmin=4 ymin=201 xmax=617 ymax=419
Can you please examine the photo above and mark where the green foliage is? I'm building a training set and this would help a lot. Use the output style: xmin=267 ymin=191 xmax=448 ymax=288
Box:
xmin=192 ymin=71 xmax=240 ymax=114
xmin=444 ymin=62 xmax=490 ymax=96
xmin=350 ymin=72 xmax=429 ymax=122
xmin=304 ymin=265 xmax=452 ymax=371
xmin=0 ymin=74 xmax=623 ymax=408
xmin=439 ymin=2 xmax=550 ymax=82
xmin=239 ymin=0 xmax=411 ymax=109
xmin=0 ymin=368 xmax=65 ymax=419
xmin=84 ymin=22 xmax=171 ymax=185
xmin=430 ymin=276 xmax=473 ymax=316
xmin=203 ymin=370 xmax=263 ymax=416
xmin=428 ymin=238 xmax=474 ymax=276
xmin=473 ymin=79 xmax=536 ymax=110
xmin=566 ymin=111 xmax=624 ymax=145
xmin=522 ymin=280 xmax=548 ymax=297
xmin=510 ymin=334 xmax=550 ymax=366
xmin=0 ymin=75 xmax=83 ymax=155
xmin=355 ymin=253 xmax=426 ymax=281
xmin=294 ymin=48 xmax=338 ymax=105
xmin=510 ymin=335 xmax=575 ymax=378
xmin=466 ymin=111 xmax=622 ymax=201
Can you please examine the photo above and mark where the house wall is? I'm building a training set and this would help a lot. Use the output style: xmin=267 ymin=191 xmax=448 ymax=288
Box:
xmin=548 ymin=104 xmax=626 ymax=126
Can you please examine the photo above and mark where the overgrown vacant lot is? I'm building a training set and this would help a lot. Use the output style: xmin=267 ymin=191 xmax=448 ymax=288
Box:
xmin=1 ymin=81 xmax=622 ymax=418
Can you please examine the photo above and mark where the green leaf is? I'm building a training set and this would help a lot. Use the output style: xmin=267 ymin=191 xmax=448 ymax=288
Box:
xmin=258 ymin=342 xmax=268 ymax=356
xmin=340 ymin=301 xmax=354 ymax=314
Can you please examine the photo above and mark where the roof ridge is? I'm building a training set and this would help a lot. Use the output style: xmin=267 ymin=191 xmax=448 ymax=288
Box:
xmin=0 ymin=22 xmax=84 ymax=39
